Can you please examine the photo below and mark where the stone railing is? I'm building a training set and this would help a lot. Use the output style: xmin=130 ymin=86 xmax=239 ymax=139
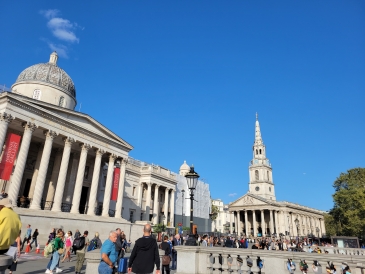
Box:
xmin=174 ymin=246 xmax=365 ymax=274
xmin=0 ymin=255 xmax=13 ymax=273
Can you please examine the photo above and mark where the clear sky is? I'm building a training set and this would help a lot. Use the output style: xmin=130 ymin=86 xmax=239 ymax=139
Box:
xmin=1 ymin=1 xmax=364 ymax=212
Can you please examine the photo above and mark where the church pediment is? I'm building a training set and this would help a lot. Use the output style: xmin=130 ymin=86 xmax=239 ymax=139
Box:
xmin=230 ymin=193 xmax=269 ymax=207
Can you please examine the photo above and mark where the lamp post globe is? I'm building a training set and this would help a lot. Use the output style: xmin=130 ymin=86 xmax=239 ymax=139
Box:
xmin=184 ymin=165 xmax=200 ymax=246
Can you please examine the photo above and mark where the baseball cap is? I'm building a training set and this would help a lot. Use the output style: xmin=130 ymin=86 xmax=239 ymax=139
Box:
xmin=0 ymin=197 xmax=12 ymax=208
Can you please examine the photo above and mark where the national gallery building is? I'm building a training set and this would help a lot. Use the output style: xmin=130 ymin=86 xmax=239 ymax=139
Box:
xmin=229 ymin=116 xmax=326 ymax=238
xmin=0 ymin=52 xmax=211 ymax=233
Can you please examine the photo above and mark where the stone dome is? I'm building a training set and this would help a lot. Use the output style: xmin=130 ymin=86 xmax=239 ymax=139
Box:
xmin=13 ymin=52 xmax=76 ymax=98
xmin=179 ymin=160 xmax=190 ymax=175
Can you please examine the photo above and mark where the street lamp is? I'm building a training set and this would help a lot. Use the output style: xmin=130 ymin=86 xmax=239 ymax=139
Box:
xmin=184 ymin=165 xmax=199 ymax=246
xmin=294 ymin=218 xmax=300 ymax=239
xmin=181 ymin=189 xmax=185 ymax=227
xmin=316 ymin=227 xmax=320 ymax=245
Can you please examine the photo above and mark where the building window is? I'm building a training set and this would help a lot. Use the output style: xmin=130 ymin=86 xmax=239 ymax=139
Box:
xmin=160 ymin=193 xmax=163 ymax=202
xmin=59 ymin=96 xmax=64 ymax=107
xmin=255 ymin=170 xmax=259 ymax=180
xmin=129 ymin=210 xmax=134 ymax=223
xmin=33 ymin=89 xmax=41 ymax=100
xmin=84 ymin=166 xmax=89 ymax=179
xmin=140 ymin=213 xmax=143 ymax=221
xmin=267 ymin=171 xmax=269 ymax=181
xmin=132 ymin=187 xmax=136 ymax=196
xmin=259 ymin=149 xmax=262 ymax=154
xmin=256 ymin=149 xmax=258 ymax=155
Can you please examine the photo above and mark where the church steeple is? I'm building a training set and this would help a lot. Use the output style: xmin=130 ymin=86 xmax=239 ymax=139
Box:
xmin=248 ymin=114 xmax=276 ymax=200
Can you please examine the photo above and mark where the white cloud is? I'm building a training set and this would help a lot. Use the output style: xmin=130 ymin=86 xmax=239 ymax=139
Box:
xmin=40 ymin=9 xmax=80 ymax=43
xmin=40 ymin=9 xmax=59 ymax=19
xmin=48 ymin=43 xmax=68 ymax=58
xmin=228 ymin=193 xmax=237 ymax=197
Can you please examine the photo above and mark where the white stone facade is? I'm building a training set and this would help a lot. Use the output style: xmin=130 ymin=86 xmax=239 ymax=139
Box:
xmin=228 ymin=114 xmax=326 ymax=237
xmin=211 ymin=199 xmax=233 ymax=233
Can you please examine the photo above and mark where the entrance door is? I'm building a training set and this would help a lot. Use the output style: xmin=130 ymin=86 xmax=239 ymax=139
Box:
xmin=79 ymin=186 xmax=89 ymax=214
xmin=23 ymin=179 xmax=32 ymax=197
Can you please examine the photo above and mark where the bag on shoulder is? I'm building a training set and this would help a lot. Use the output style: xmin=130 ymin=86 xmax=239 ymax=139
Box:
xmin=162 ymin=255 xmax=171 ymax=265
xmin=87 ymin=239 xmax=97 ymax=251
xmin=73 ymin=236 xmax=85 ymax=250
xmin=44 ymin=239 xmax=55 ymax=257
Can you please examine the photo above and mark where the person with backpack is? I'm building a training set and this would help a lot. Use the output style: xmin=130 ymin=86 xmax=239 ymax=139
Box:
xmin=88 ymin=232 xmax=102 ymax=252
xmin=46 ymin=230 xmax=64 ymax=274
xmin=45 ymin=229 xmax=63 ymax=274
xmin=74 ymin=231 xmax=89 ymax=274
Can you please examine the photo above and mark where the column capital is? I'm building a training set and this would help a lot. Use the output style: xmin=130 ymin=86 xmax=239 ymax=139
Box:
xmin=63 ymin=137 xmax=75 ymax=146
xmin=170 ymin=188 xmax=175 ymax=192
xmin=0 ymin=112 xmax=14 ymax=124
xmin=154 ymin=184 xmax=160 ymax=189
xmin=44 ymin=130 xmax=58 ymax=140
xmin=108 ymin=153 xmax=118 ymax=161
xmin=80 ymin=143 xmax=91 ymax=152
xmin=121 ymin=158 xmax=128 ymax=165
xmin=22 ymin=121 xmax=37 ymax=132
xmin=95 ymin=148 xmax=105 ymax=156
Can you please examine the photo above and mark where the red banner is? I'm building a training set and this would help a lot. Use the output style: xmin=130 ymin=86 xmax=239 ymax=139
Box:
xmin=111 ymin=167 xmax=120 ymax=201
xmin=0 ymin=133 xmax=21 ymax=180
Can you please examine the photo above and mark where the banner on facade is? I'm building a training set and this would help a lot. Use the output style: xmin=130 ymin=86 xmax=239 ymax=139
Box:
xmin=111 ymin=167 xmax=120 ymax=201
xmin=0 ymin=133 xmax=21 ymax=180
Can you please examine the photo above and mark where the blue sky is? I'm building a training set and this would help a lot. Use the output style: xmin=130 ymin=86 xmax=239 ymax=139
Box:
xmin=1 ymin=1 xmax=364 ymax=211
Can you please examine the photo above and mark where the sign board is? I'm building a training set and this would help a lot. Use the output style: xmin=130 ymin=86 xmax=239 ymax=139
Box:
xmin=0 ymin=133 xmax=21 ymax=180
xmin=110 ymin=167 xmax=120 ymax=201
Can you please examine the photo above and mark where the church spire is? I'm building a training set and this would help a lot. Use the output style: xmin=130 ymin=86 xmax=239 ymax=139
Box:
xmin=254 ymin=112 xmax=263 ymax=146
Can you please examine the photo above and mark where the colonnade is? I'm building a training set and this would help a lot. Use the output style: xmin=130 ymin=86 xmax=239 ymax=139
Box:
xmin=229 ymin=208 xmax=326 ymax=238
xmin=136 ymin=182 xmax=175 ymax=226
xmin=1 ymin=114 xmax=128 ymax=218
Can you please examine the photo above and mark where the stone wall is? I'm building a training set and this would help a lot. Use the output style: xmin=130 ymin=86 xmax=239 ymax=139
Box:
xmin=14 ymin=208 xmax=145 ymax=245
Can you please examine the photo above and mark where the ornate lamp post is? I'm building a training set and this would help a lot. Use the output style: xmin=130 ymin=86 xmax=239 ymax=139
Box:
xmin=184 ymin=165 xmax=199 ymax=246
xmin=181 ymin=189 xmax=185 ymax=227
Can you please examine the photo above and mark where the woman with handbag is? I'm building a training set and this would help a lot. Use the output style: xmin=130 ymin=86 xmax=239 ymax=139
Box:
xmin=61 ymin=231 xmax=73 ymax=263
xmin=48 ymin=231 xmax=64 ymax=274
xmin=160 ymin=235 xmax=171 ymax=274
xmin=7 ymin=230 xmax=21 ymax=274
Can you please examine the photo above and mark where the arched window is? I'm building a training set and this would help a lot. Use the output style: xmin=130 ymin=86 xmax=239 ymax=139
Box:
xmin=256 ymin=149 xmax=258 ymax=155
xmin=267 ymin=171 xmax=269 ymax=181
xmin=59 ymin=96 xmax=64 ymax=107
xmin=33 ymin=89 xmax=41 ymax=100
xmin=259 ymin=149 xmax=262 ymax=154
xmin=255 ymin=170 xmax=259 ymax=180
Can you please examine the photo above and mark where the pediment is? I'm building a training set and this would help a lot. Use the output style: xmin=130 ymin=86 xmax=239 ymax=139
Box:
xmin=5 ymin=93 xmax=133 ymax=150
xmin=230 ymin=193 xmax=269 ymax=207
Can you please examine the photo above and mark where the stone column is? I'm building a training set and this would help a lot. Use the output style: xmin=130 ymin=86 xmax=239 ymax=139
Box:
xmin=144 ymin=182 xmax=152 ymax=221
xmin=291 ymin=213 xmax=297 ymax=236
xmin=102 ymin=154 xmax=117 ymax=217
xmin=28 ymin=144 xmax=43 ymax=198
xmin=230 ymin=212 xmax=233 ymax=234
xmin=320 ymin=219 xmax=326 ymax=236
xmin=244 ymin=210 xmax=249 ymax=236
xmin=46 ymin=148 xmax=63 ymax=202
xmin=52 ymin=137 xmax=74 ymax=212
xmin=86 ymin=149 xmax=105 ymax=215
xmin=304 ymin=216 xmax=308 ymax=236
xmin=170 ymin=189 xmax=175 ymax=226
xmin=163 ymin=188 xmax=169 ymax=226
xmin=253 ymin=210 xmax=257 ymax=237
xmin=270 ymin=210 xmax=274 ymax=235
xmin=0 ymin=112 xmax=13 ymax=151
xmin=137 ymin=183 xmax=143 ymax=208
xmin=8 ymin=122 xmax=36 ymax=206
xmin=274 ymin=211 xmax=279 ymax=234
xmin=70 ymin=144 xmax=91 ymax=214
xmin=237 ymin=211 xmax=241 ymax=236
xmin=115 ymin=158 xmax=127 ymax=218
xmin=30 ymin=130 xmax=58 ymax=210
xmin=153 ymin=184 xmax=160 ymax=224
xmin=261 ymin=210 xmax=265 ymax=236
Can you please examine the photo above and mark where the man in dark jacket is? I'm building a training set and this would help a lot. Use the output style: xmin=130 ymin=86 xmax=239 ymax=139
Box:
xmin=115 ymin=228 xmax=126 ymax=260
xmin=225 ymin=236 xmax=233 ymax=248
xmin=128 ymin=224 xmax=160 ymax=274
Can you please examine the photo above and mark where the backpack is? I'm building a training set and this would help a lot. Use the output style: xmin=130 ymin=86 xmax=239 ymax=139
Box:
xmin=87 ymin=239 xmax=97 ymax=251
xmin=245 ymin=239 xmax=249 ymax=248
xmin=73 ymin=236 xmax=85 ymax=250
xmin=44 ymin=239 xmax=55 ymax=257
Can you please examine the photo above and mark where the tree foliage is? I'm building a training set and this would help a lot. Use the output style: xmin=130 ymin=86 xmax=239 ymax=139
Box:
xmin=210 ymin=202 xmax=219 ymax=221
xmin=327 ymin=168 xmax=365 ymax=238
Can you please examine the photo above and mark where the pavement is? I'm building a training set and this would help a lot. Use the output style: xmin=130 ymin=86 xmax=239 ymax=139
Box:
xmin=13 ymin=250 xmax=177 ymax=274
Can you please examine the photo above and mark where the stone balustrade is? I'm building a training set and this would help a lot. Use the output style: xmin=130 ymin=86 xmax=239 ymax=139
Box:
xmin=174 ymin=246 xmax=365 ymax=274
xmin=0 ymin=255 xmax=13 ymax=274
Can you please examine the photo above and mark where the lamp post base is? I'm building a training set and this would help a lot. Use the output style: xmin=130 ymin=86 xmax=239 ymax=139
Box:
xmin=185 ymin=234 xmax=197 ymax=246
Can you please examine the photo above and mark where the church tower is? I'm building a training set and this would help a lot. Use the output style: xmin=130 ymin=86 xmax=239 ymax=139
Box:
xmin=248 ymin=114 xmax=276 ymax=200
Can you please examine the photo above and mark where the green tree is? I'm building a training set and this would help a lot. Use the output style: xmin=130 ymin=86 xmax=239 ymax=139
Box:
xmin=327 ymin=168 xmax=365 ymax=238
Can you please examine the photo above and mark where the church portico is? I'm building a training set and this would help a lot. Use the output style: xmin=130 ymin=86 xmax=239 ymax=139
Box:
xmin=229 ymin=115 xmax=325 ymax=238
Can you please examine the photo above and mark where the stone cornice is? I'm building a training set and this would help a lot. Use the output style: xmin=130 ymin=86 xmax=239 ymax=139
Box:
xmin=4 ymin=96 xmax=132 ymax=154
